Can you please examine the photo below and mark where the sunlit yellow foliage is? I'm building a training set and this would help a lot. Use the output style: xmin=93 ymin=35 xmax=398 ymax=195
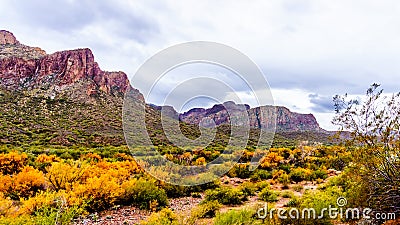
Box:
xmin=81 ymin=152 xmax=102 ymax=163
xmin=83 ymin=160 xmax=138 ymax=182
xmin=20 ymin=191 xmax=62 ymax=215
xmin=0 ymin=174 xmax=12 ymax=194
xmin=0 ymin=151 xmax=28 ymax=175
xmin=141 ymin=208 xmax=179 ymax=225
xmin=71 ymin=173 xmax=124 ymax=210
xmin=45 ymin=161 xmax=87 ymax=191
xmin=260 ymin=152 xmax=284 ymax=169
xmin=113 ymin=153 xmax=135 ymax=161
xmin=194 ymin=157 xmax=206 ymax=166
xmin=35 ymin=154 xmax=60 ymax=163
xmin=13 ymin=166 xmax=46 ymax=199
xmin=0 ymin=166 xmax=46 ymax=199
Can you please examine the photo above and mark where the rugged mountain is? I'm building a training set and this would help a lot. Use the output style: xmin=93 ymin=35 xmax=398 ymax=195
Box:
xmin=0 ymin=30 xmax=137 ymax=101
xmin=0 ymin=30 xmax=333 ymax=147
xmin=0 ymin=30 xmax=143 ymax=146
xmin=177 ymin=101 xmax=324 ymax=132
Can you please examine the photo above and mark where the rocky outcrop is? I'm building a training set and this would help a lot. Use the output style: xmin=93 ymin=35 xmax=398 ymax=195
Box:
xmin=178 ymin=101 xmax=323 ymax=132
xmin=0 ymin=30 xmax=19 ymax=45
xmin=0 ymin=30 xmax=139 ymax=100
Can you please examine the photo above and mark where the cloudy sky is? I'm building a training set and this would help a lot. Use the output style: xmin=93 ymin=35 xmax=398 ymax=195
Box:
xmin=1 ymin=0 xmax=400 ymax=130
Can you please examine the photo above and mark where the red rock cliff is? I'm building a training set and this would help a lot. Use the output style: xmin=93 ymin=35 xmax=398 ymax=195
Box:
xmin=0 ymin=30 xmax=137 ymax=99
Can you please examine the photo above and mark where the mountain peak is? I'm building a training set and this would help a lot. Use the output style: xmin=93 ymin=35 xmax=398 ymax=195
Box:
xmin=0 ymin=31 xmax=137 ymax=99
xmin=0 ymin=30 xmax=19 ymax=45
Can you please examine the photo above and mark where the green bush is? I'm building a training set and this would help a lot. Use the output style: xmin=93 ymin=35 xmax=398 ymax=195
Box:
xmin=250 ymin=169 xmax=272 ymax=182
xmin=141 ymin=208 xmax=178 ymax=225
xmin=312 ymin=169 xmax=328 ymax=180
xmin=214 ymin=208 xmax=259 ymax=225
xmin=121 ymin=178 xmax=168 ymax=210
xmin=204 ymin=187 xmax=246 ymax=205
xmin=278 ymin=172 xmax=290 ymax=187
xmin=285 ymin=197 xmax=300 ymax=207
xmin=281 ymin=190 xmax=294 ymax=198
xmin=227 ymin=164 xmax=252 ymax=179
xmin=255 ymin=180 xmax=270 ymax=191
xmin=33 ymin=205 xmax=84 ymax=225
xmin=289 ymin=168 xmax=311 ymax=182
xmin=188 ymin=200 xmax=221 ymax=223
xmin=239 ymin=182 xmax=257 ymax=197
xmin=259 ymin=187 xmax=278 ymax=202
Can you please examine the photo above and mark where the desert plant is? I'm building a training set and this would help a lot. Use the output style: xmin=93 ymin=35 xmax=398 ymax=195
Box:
xmin=214 ymin=208 xmax=259 ymax=225
xmin=204 ymin=187 xmax=246 ymax=205
xmin=259 ymin=187 xmax=278 ymax=202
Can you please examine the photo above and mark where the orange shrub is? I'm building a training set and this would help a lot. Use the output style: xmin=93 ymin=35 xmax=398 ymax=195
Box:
xmin=0 ymin=151 xmax=28 ymax=175
xmin=71 ymin=173 xmax=124 ymax=211
xmin=45 ymin=161 xmax=87 ymax=191
xmin=194 ymin=157 xmax=206 ymax=166
xmin=260 ymin=152 xmax=284 ymax=170
xmin=35 ymin=154 xmax=60 ymax=163
xmin=0 ymin=166 xmax=46 ymax=199
xmin=13 ymin=166 xmax=46 ymax=199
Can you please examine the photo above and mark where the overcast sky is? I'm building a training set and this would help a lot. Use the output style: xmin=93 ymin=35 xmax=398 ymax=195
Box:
xmin=1 ymin=0 xmax=400 ymax=130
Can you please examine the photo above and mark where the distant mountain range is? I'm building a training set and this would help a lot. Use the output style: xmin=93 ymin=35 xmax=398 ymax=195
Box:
xmin=0 ymin=30 xmax=335 ymax=147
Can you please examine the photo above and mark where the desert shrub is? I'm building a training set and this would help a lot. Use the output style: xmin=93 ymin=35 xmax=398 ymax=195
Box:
xmin=260 ymin=152 xmax=284 ymax=170
xmin=19 ymin=190 xmax=86 ymax=219
xmin=281 ymin=190 xmax=294 ymax=198
xmin=191 ymin=192 xmax=202 ymax=198
xmin=141 ymin=208 xmax=178 ymax=225
xmin=120 ymin=178 xmax=167 ymax=210
xmin=289 ymin=167 xmax=312 ymax=182
xmin=312 ymin=169 xmax=328 ymax=180
xmin=285 ymin=196 xmax=300 ymax=207
xmin=204 ymin=187 xmax=246 ymax=205
xmin=291 ymin=186 xmax=344 ymax=225
xmin=33 ymin=204 xmax=83 ymax=225
xmin=250 ymin=169 xmax=272 ymax=182
xmin=278 ymin=172 xmax=290 ymax=188
xmin=255 ymin=180 xmax=270 ymax=191
xmin=71 ymin=173 xmax=124 ymax=211
xmin=34 ymin=154 xmax=60 ymax=171
xmin=45 ymin=161 xmax=87 ymax=191
xmin=162 ymin=183 xmax=190 ymax=198
xmin=279 ymin=164 xmax=291 ymax=173
xmin=188 ymin=200 xmax=221 ymax=223
xmin=0 ymin=166 xmax=46 ymax=200
xmin=227 ymin=163 xmax=252 ymax=179
xmin=333 ymin=84 xmax=400 ymax=219
xmin=194 ymin=157 xmax=206 ymax=166
xmin=259 ymin=187 xmax=278 ymax=202
xmin=214 ymin=208 xmax=259 ymax=225
xmin=0 ymin=151 xmax=28 ymax=175
xmin=80 ymin=153 xmax=102 ymax=163
xmin=239 ymin=181 xmax=257 ymax=197
xmin=0 ymin=215 xmax=33 ymax=225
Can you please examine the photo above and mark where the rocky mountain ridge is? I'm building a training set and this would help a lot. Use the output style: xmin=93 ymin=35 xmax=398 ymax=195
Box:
xmin=0 ymin=30 xmax=140 ymax=101
xmin=154 ymin=101 xmax=324 ymax=132
xmin=0 ymin=30 xmax=330 ymax=147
